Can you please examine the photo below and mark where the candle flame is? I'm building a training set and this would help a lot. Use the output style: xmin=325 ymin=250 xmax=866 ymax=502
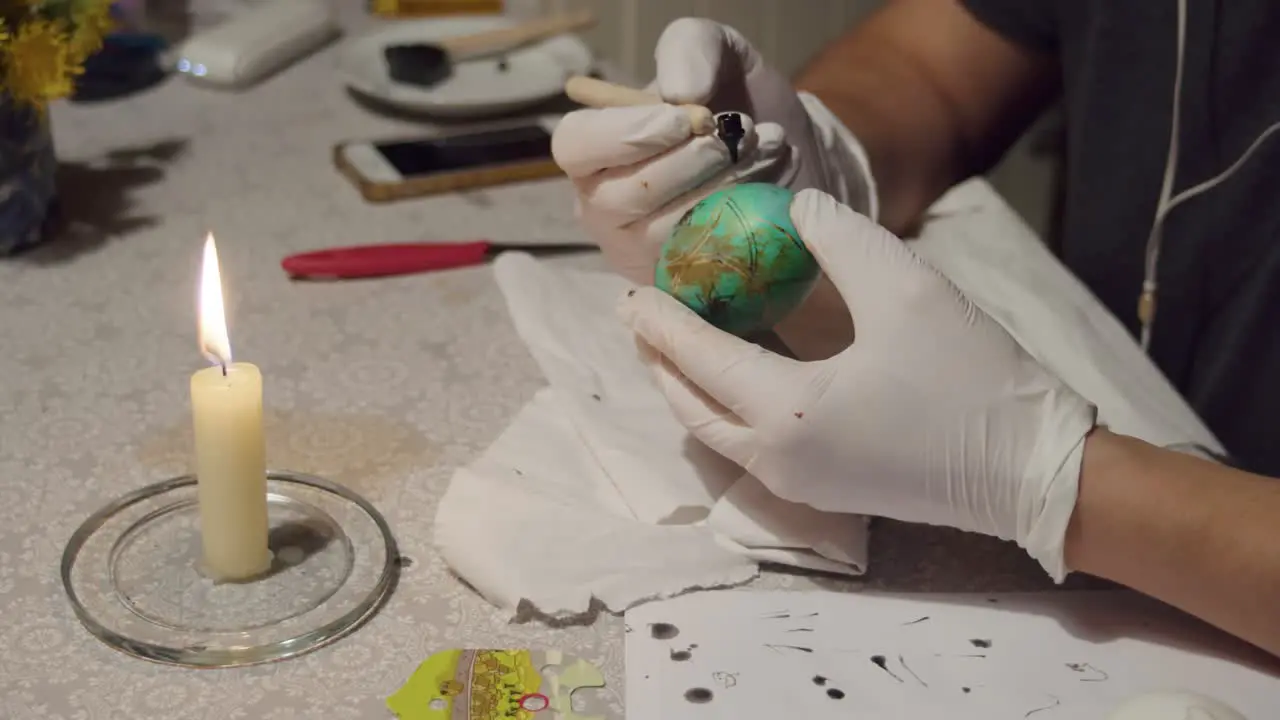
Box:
xmin=198 ymin=233 xmax=232 ymax=367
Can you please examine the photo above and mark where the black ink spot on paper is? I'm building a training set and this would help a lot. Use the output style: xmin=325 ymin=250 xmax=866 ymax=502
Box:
xmin=670 ymin=650 xmax=692 ymax=662
xmin=826 ymin=688 xmax=845 ymax=700
xmin=764 ymin=644 xmax=813 ymax=653
xmin=627 ymin=289 xmax=637 ymax=297
xmin=591 ymin=393 xmax=601 ymax=401
xmin=963 ymin=687 xmax=972 ymax=694
xmin=1066 ymin=662 xmax=1109 ymax=681
xmin=785 ymin=628 xmax=813 ymax=633
xmin=712 ymin=672 xmax=737 ymax=689
xmin=794 ymin=411 xmax=804 ymax=419
xmin=899 ymin=655 xmax=927 ymax=687
xmin=513 ymin=468 xmax=524 ymax=476
xmin=496 ymin=57 xmax=510 ymax=72
xmin=1025 ymin=696 xmax=1061 ymax=717
xmin=812 ymin=675 xmax=827 ymax=686
xmin=762 ymin=611 xmax=791 ymax=619
xmin=651 ymin=623 xmax=679 ymax=640
xmin=970 ymin=638 xmax=992 ymax=648
xmin=902 ymin=616 xmax=930 ymax=625
xmin=870 ymin=655 xmax=903 ymax=683
xmin=684 ymin=688 xmax=713 ymax=704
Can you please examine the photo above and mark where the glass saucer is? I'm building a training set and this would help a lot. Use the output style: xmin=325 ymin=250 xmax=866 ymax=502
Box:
xmin=61 ymin=470 xmax=400 ymax=669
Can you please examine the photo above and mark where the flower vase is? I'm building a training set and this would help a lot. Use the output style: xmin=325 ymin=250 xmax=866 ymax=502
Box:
xmin=0 ymin=97 xmax=57 ymax=257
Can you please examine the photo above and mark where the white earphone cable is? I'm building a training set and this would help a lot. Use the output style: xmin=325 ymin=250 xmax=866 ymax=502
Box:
xmin=1139 ymin=0 xmax=1189 ymax=351
xmin=1140 ymin=0 xmax=1280 ymax=351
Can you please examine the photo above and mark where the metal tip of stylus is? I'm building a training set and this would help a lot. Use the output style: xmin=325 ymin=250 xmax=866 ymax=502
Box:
xmin=716 ymin=112 xmax=745 ymax=164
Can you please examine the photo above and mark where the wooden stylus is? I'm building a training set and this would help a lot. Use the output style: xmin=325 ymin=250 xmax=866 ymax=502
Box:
xmin=440 ymin=11 xmax=597 ymax=60
xmin=564 ymin=76 xmax=717 ymax=136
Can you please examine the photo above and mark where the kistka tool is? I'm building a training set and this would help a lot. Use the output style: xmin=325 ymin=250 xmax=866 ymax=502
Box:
xmin=564 ymin=75 xmax=747 ymax=163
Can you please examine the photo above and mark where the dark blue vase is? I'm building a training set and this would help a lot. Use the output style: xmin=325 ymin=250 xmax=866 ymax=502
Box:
xmin=0 ymin=97 xmax=56 ymax=256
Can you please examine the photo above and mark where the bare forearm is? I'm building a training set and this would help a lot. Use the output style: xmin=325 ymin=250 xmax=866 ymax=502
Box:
xmin=797 ymin=22 xmax=965 ymax=234
xmin=795 ymin=0 xmax=1058 ymax=235
xmin=1066 ymin=429 xmax=1280 ymax=657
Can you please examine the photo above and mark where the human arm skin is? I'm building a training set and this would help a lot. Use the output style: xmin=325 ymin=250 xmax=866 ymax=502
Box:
xmin=1067 ymin=429 xmax=1280 ymax=658
xmin=795 ymin=0 xmax=1059 ymax=235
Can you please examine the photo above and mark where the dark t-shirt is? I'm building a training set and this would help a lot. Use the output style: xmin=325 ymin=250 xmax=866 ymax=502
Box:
xmin=960 ymin=0 xmax=1280 ymax=475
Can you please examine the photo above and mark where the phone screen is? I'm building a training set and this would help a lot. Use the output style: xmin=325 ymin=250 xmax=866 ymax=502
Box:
xmin=374 ymin=124 xmax=553 ymax=177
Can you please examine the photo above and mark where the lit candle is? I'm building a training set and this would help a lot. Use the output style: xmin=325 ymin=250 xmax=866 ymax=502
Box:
xmin=190 ymin=233 xmax=271 ymax=582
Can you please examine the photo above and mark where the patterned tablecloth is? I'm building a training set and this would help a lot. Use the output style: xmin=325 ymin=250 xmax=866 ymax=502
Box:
xmin=0 ymin=5 xmax=1058 ymax=719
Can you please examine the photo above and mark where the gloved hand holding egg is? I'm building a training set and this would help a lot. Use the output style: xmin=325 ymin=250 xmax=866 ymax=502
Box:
xmin=619 ymin=189 xmax=1098 ymax=583
xmin=553 ymin=17 xmax=879 ymax=358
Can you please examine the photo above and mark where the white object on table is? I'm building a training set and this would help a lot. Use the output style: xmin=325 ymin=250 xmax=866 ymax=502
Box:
xmin=337 ymin=15 xmax=594 ymax=119
xmin=1109 ymin=691 xmax=1248 ymax=720
xmin=174 ymin=0 xmax=340 ymax=89
xmin=625 ymin=590 xmax=1274 ymax=719
xmin=190 ymin=234 xmax=271 ymax=581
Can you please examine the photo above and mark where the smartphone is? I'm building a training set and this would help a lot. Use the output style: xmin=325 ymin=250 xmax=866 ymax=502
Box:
xmin=333 ymin=115 xmax=563 ymax=202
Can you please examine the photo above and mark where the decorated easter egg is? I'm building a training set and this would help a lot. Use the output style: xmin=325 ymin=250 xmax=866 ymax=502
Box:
xmin=655 ymin=183 xmax=819 ymax=337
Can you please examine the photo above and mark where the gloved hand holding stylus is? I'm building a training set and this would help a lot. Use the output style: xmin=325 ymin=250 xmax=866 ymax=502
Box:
xmin=552 ymin=17 xmax=878 ymax=360
xmin=618 ymin=189 xmax=1099 ymax=581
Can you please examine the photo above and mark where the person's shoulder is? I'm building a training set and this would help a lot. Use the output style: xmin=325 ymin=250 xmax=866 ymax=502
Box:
xmin=958 ymin=0 xmax=1061 ymax=53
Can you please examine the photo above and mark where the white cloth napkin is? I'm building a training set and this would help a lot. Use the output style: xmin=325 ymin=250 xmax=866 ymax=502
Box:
xmin=434 ymin=251 xmax=869 ymax=619
xmin=915 ymin=182 xmax=1224 ymax=453
xmin=434 ymin=179 xmax=1223 ymax=619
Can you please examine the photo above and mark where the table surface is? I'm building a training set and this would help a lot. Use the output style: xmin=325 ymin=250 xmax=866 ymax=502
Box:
xmin=0 ymin=6 xmax=1061 ymax=719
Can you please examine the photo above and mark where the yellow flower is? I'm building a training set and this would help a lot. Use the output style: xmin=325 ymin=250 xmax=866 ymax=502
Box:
xmin=67 ymin=5 xmax=112 ymax=64
xmin=3 ymin=19 xmax=77 ymax=107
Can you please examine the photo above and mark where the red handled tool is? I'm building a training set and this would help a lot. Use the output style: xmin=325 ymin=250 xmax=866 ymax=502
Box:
xmin=281 ymin=241 xmax=588 ymax=279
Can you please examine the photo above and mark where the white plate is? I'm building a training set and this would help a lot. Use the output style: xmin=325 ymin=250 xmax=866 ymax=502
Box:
xmin=337 ymin=15 xmax=594 ymax=118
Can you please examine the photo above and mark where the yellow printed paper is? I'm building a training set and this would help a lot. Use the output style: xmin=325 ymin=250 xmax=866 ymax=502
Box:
xmin=387 ymin=649 xmax=613 ymax=720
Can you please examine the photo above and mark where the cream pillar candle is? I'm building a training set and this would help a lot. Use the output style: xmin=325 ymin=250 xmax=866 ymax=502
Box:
xmin=191 ymin=233 xmax=271 ymax=582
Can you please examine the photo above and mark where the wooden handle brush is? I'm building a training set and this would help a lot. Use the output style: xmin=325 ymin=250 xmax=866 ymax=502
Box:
xmin=564 ymin=76 xmax=717 ymax=136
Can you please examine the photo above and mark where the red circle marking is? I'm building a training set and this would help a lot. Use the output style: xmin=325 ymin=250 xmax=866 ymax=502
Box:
xmin=519 ymin=693 xmax=550 ymax=712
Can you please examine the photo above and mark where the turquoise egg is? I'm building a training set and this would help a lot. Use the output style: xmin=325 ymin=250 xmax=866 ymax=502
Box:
xmin=655 ymin=183 xmax=819 ymax=337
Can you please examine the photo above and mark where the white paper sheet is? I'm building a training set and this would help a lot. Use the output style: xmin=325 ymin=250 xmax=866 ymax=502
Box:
xmin=434 ymin=389 xmax=761 ymax=615
xmin=625 ymin=590 xmax=1277 ymax=719
xmin=434 ymin=179 xmax=1224 ymax=620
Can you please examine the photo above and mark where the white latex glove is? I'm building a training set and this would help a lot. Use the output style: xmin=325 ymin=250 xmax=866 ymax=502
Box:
xmin=617 ymin=189 xmax=1099 ymax=581
xmin=552 ymin=17 xmax=877 ymax=360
